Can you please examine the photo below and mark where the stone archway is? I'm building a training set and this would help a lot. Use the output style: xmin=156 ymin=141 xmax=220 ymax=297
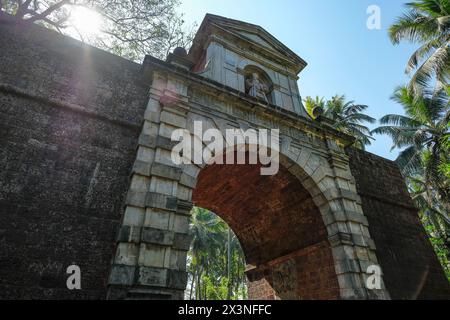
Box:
xmin=106 ymin=64 xmax=391 ymax=299
xmin=193 ymin=158 xmax=339 ymax=299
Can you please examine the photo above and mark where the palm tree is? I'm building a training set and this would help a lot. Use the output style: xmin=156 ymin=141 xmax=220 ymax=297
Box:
xmin=304 ymin=95 xmax=376 ymax=149
xmin=371 ymin=86 xmax=450 ymax=211
xmin=188 ymin=207 xmax=226 ymax=299
xmin=304 ymin=96 xmax=325 ymax=119
xmin=389 ymin=0 xmax=450 ymax=94
xmin=187 ymin=207 xmax=247 ymax=300
xmin=324 ymin=95 xmax=376 ymax=149
xmin=409 ymin=176 xmax=450 ymax=272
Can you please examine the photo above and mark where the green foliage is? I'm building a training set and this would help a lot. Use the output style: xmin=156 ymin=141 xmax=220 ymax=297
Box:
xmin=375 ymin=0 xmax=450 ymax=282
xmin=187 ymin=207 xmax=247 ymax=300
xmin=303 ymin=96 xmax=325 ymax=119
xmin=388 ymin=0 xmax=450 ymax=94
xmin=303 ymin=94 xmax=375 ymax=149
xmin=372 ymin=86 xmax=450 ymax=211
xmin=0 ymin=0 xmax=195 ymax=61
xmin=372 ymin=86 xmax=450 ymax=282
xmin=419 ymin=199 xmax=450 ymax=281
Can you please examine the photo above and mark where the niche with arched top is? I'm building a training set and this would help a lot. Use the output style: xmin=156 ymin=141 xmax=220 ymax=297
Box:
xmin=243 ymin=66 xmax=274 ymax=104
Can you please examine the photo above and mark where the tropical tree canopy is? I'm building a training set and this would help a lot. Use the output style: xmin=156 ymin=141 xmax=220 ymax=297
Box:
xmin=372 ymin=86 xmax=450 ymax=208
xmin=372 ymin=85 xmax=450 ymax=278
xmin=0 ymin=0 xmax=195 ymax=61
xmin=389 ymin=0 xmax=450 ymax=93
xmin=304 ymin=95 xmax=375 ymax=149
xmin=187 ymin=207 xmax=247 ymax=300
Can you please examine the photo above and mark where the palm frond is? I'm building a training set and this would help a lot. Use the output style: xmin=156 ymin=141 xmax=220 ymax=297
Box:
xmin=389 ymin=10 xmax=439 ymax=44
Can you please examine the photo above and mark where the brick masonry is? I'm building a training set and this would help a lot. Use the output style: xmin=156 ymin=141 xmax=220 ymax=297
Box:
xmin=194 ymin=161 xmax=340 ymax=300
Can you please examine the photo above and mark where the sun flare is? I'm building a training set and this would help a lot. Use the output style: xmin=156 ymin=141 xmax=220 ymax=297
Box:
xmin=69 ymin=6 xmax=102 ymax=37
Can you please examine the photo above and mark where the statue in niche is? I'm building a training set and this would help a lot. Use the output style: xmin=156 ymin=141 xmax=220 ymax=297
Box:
xmin=245 ymin=72 xmax=269 ymax=103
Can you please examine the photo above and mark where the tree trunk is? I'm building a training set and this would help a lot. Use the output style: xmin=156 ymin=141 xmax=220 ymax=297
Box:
xmin=189 ymin=267 xmax=197 ymax=300
xmin=227 ymin=229 xmax=232 ymax=299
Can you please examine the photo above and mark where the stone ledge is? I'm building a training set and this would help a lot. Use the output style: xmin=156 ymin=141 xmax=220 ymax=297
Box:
xmin=328 ymin=232 xmax=354 ymax=247
xmin=138 ymin=133 xmax=179 ymax=151
xmin=322 ymin=187 xmax=360 ymax=203
xmin=323 ymin=210 xmax=369 ymax=227
xmin=134 ymin=266 xmax=188 ymax=290
xmin=126 ymin=191 xmax=193 ymax=213
xmin=150 ymin=162 xmax=182 ymax=181
xmin=117 ymin=225 xmax=192 ymax=249
xmin=145 ymin=192 xmax=178 ymax=211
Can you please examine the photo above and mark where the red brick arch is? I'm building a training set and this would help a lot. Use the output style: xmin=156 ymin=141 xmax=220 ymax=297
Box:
xmin=192 ymin=158 xmax=340 ymax=299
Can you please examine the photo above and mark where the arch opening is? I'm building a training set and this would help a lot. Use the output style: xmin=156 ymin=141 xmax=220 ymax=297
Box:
xmin=190 ymin=156 xmax=340 ymax=300
xmin=186 ymin=207 xmax=248 ymax=300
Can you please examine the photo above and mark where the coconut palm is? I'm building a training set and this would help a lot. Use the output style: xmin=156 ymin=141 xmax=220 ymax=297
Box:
xmin=408 ymin=176 xmax=450 ymax=274
xmin=188 ymin=207 xmax=226 ymax=299
xmin=323 ymin=95 xmax=376 ymax=149
xmin=372 ymin=85 xmax=450 ymax=211
xmin=187 ymin=207 xmax=247 ymax=300
xmin=389 ymin=0 xmax=450 ymax=93
xmin=305 ymin=95 xmax=375 ymax=149
xmin=304 ymin=96 xmax=325 ymax=119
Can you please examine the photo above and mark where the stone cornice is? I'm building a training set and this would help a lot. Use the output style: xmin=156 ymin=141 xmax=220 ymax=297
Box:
xmin=142 ymin=55 xmax=355 ymax=147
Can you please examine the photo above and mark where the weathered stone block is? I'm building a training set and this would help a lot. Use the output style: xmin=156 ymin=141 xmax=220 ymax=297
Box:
xmin=151 ymin=176 xmax=177 ymax=196
xmin=115 ymin=243 xmax=139 ymax=266
xmin=179 ymin=172 xmax=197 ymax=188
xmin=136 ymin=266 xmax=167 ymax=287
xmin=109 ymin=265 xmax=137 ymax=286
xmin=334 ymin=259 xmax=361 ymax=275
xmin=168 ymin=270 xmax=188 ymax=290
xmin=126 ymin=191 xmax=147 ymax=208
xmin=138 ymin=244 xmax=168 ymax=268
xmin=141 ymin=227 xmax=174 ymax=246
xmin=138 ymin=133 xmax=157 ymax=148
xmin=123 ymin=206 xmax=145 ymax=227
xmin=155 ymin=135 xmax=178 ymax=151
xmin=144 ymin=208 xmax=171 ymax=230
xmin=132 ymin=160 xmax=151 ymax=176
xmin=173 ymin=232 xmax=192 ymax=251
xmin=151 ymin=162 xmax=182 ymax=181
xmin=160 ymin=111 xmax=187 ymax=128
xmin=145 ymin=192 xmax=178 ymax=211
xmin=117 ymin=225 xmax=141 ymax=243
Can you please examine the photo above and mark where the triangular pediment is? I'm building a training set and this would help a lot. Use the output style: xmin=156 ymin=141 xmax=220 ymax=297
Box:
xmin=236 ymin=31 xmax=274 ymax=50
xmin=189 ymin=14 xmax=307 ymax=74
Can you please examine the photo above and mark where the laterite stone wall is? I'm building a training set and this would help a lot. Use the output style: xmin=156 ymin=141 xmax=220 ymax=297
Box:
xmin=347 ymin=148 xmax=450 ymax=299
xmin=0 ymin=21 xmax=147 ymax=298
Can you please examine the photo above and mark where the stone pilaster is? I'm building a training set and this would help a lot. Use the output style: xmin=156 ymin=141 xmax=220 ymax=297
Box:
xmin=318 ymin=138 xmax=390 ymax=299
xmin=107 ymin=73 xmax=193 ymax=300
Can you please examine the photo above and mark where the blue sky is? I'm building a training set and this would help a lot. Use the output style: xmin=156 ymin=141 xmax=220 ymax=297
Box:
xmin=179 ymin=0 xmax=417 ymax=160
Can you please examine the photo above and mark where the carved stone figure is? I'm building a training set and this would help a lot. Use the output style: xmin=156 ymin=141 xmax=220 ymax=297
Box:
xmin=246 ymin=72 xmax=269 ymax=102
